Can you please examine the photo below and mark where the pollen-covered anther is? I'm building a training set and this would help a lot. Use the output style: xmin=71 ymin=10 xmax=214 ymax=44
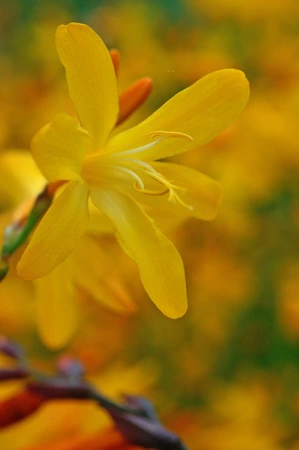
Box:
xmin=148 ymin=130 xmax=193 ymax=141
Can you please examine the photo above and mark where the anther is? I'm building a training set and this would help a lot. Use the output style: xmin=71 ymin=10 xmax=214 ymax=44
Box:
xmin=148 ymin=130 xmax=193 ymax=141
xmin=134 ymin=183 xmax=170 ymax=196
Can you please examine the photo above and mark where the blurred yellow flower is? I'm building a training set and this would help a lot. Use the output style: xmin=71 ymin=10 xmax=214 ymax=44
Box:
xmin=17 ymin=22 xmax=249 ymax=319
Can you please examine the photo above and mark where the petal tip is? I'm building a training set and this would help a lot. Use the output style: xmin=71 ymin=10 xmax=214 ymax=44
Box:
xmin=208 ymin=181 xmax=224 ymax=220
xmin=56 ymin=22 xmax=86 ymax=32
xmin=55 ymin=23 xmax=88 ymax=46
xmin=17 ymin=254 xmax=52 ymax=281
xmin=55 ymin=24 xmax=67 ymax=37
xmin=221 ymin=68 xmax=250 ymax=86
xmin=230 ymin=68 xmax=250 ymax=92
xmin=165 ymin=302 xmax=188 ymax=319
xmin=16 ymin=262 xmax=36 ymax=281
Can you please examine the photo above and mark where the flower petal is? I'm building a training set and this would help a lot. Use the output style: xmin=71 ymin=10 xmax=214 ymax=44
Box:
xmin=31 ymin=114 xmax=90 ymax=182
xmin=88 ymin=203 xmax=114 ymax=234
xmin=17 ymin=180 xmax=89 ymax=280
xmin=34 ymin=258 xmax=77 ymax=349
xmin=122 ymin=162 xmax=222 ymax=220
xmin=106 ymin=69 xmax=250 ymax=160
xmin=91 ymin=188 xmax=187 ymax=318
xmin=56 ymin=23 xmax=119 ymax=149
xmin=73 ymin=235 xmax=136 ymax=314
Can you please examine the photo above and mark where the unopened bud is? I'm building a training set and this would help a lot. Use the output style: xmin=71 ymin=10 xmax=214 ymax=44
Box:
xmin=123 ymin=395 xmax=159 ymax=420
xmin=108 ymin=397 xmax=188 ymax=450
xmin=0 ymin=336 xmax=24 ymax=360
xmin=57 ymin=356 xmax=85 ymax=379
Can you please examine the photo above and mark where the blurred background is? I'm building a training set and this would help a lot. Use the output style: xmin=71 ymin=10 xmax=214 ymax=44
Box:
xmin=1 ymin=0 xmax=299 ymax=449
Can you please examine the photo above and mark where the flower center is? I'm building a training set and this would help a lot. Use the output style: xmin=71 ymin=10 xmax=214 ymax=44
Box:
xmin=83 ymin=131 xmax=194 ymax=211
xmin=110 ymin=131 xmax=194 ymax=211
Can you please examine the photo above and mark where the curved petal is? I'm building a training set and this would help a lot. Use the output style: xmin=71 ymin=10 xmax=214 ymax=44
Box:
xmin=88 ymin=204 xmax=185 ymax=235
xmin=91 ymin=188 xmax=187 ymax=318
xmin=106 ymin=69 xmax=250 ymax=160
xmin=122 ymin=162 xmax=222 ymax=220
xmin=34 ymin=258 xmax=77 ymax=349
xmin=87 ymin=202 xmax=114 ymax=234
xmin=17 ymin=180 xmax=89 ymax=280
xmin=31 ymin=114 xmax=90 ymax=182
xmin=56 ymin=23 xmax=119 ymax=149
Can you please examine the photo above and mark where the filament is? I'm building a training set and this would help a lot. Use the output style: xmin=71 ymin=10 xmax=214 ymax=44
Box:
xmin=109 ymin=137 xmax=162 ymax=158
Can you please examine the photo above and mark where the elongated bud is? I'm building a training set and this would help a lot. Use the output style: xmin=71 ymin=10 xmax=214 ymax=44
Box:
xmin=109 ymin=49 xmax=120 ymax=75
xmin=117 ymin=77 xmax=153 ymax=125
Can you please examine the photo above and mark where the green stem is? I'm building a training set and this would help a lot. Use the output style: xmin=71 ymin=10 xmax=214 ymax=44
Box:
xmin=0 ymin=186 xmax=53 ymax=281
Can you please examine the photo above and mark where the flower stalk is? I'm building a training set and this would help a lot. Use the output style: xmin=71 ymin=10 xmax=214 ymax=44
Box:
xmin=0 ymin=336 xmax=189 ymax=449
xmin=0 ymin=183 xmax=58 ymax=281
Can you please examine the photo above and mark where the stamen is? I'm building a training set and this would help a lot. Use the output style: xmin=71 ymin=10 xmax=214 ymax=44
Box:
xmin=168 ymin=189 xmax=194 ymax=211
xmin=105 ymin=131 xmax=194 ymax=211
xmin=134 ymin=182 xmax=169 ymax=196
xmin=110 ymin=137 xmax=162 ymax=158
xmin=113 ymin=166 xmax=145 ymax=190
xmin=119 ymin=159 xmax=158 ymax=174
xmin=135 ymin=168 xmax=194 ymax=211
xmin=110 ymin=130 xmax=192 ymax=162
xmin=148 ymin=130 xmax=193 ymax=141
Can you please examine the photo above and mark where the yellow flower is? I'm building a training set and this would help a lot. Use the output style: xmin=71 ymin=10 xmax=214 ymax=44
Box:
xmin=17 ymin=23 xmax=249 ymax=319
xmin=0 ymin=151 xmax=137 ymax=348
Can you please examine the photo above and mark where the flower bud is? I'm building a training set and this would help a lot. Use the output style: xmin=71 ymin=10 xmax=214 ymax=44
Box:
xmin=57 ymin=356 xmax=85 ymax=379
xmin=0 ymin=336 xmax=24 ymax=360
